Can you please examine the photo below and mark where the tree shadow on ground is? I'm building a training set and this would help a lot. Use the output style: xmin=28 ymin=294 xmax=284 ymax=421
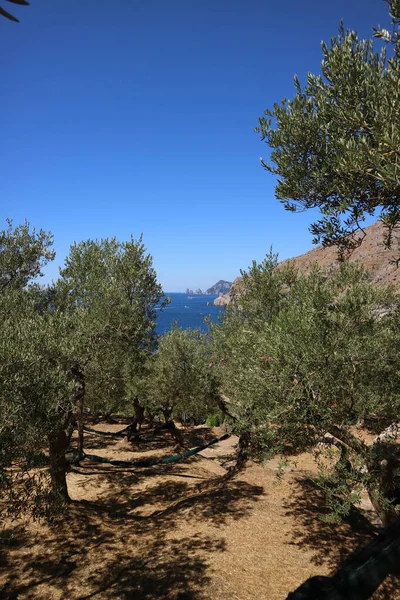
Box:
xmin=283 ymin=477 xmax=379 ymax=568
xmin=76 ymin=533 xmax=225 ymax=600
xmin=1 ymin=468 xmax=263 ymax=599
xmin=81 ymin=469 xmax=264 ymax=527
xmin=73 ymin=424 xmax=219 ymax=456
xmin=283 ymin=477 xmax=400 ymax=600
xmin=78 ymin=434 xmax=121 ymax=451
xmin=126 ymin=425 xmax=218 ymax=454
xmin=180 ymin=427 xmax=217 ymax=448
xmin=0 ymin=525 xmax=28 ymax=570
xmin=70 ymin=455 xmax=212 ymax=481
xmin=127 ymin=433 xmax=182 ymax=453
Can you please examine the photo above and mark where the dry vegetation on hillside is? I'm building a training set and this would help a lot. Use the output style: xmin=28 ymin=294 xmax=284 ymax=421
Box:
xmin=279 ymin=222 xmax=400 ymax=285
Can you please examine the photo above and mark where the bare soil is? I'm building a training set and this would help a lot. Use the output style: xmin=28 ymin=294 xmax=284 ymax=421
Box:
xmin=1 ymin=423 xmax=399 ymax=600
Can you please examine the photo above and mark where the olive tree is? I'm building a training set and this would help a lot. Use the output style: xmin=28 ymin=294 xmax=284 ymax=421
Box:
xmin=1 ymin=223 xmax=165 ymax=514
xmin=0 ymin=221 xmax=75 ymax=515
xmin=145 ymin=327 xmax=220 ymax=425
xmin=211 ymin=256 xmax=400 ymax=526
xmin=256 ymin=1 xmax=400 ymax=255
xmin=0 ymin=219 xmax=54 ymax=291
xmin=55 ymin=235 xmax=165 ymax=451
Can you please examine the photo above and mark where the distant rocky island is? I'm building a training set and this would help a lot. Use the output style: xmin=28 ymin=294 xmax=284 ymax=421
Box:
xmin=205 ymin=280 xmax=232 ymax=295
xmin=184 ymin=280 xmax=233 ymax=296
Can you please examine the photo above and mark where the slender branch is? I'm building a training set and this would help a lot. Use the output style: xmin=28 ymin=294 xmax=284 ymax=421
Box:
xmin=327 ymin=425 xmax=368 ymax=456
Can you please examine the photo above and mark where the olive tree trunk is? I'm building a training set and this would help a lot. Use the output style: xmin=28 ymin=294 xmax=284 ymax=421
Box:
xmin=132 ymin=397 xmax=144 ymax=432
xmin=367 ymin=423 xmax=400 ymax=527
xmin=328 ymin=423 xmax=400 ymax=527
xmin=147 ymin=412 xmax=155 ymax=429
xmin=162 ymin=408 xmax=172 ymax=423
xmin=72 ymin=365 xmax=85 ymax=453
xmin=48 ymin=429 xmax=70 ymax=502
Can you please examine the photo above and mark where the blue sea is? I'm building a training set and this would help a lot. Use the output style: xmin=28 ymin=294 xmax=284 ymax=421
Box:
xmin=156 ymin=293 xmax=225 ymax=335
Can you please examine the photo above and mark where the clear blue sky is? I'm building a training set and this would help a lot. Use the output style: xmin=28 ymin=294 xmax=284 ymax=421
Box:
xmin=1 ymin=0 xmax=389 ymax=291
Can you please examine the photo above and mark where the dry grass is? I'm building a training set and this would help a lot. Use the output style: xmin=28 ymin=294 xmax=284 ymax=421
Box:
xmin=1 ymin=423 xmax=399 ymax=600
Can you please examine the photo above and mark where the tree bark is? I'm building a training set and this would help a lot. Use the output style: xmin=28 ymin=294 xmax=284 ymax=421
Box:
xmin=366 ymin=423 xmax=400 ymax=526
xmin=367 ymin=451 xmax=400 ymax=526
xmin=72 ymin=365 xmax=85 ymax=453
xmin=328 ymin=424 xmax=368 ymax=455
xmin=151 ymin=420 xmax=185 ymax=446
xmin=133 ymin=397 xmax=144 ymax=432
xmin=367 ymin=461 xmax=398 ymax=527
xmin=328 ymin=423 xmax=400 ymax=527
xmin=170 ymin=421 xmax=184 ymax=447
xmin=104 ymin=412 xmax=116 ymax=424
xmin=147 ymin=412 xmax=155 ymax=429
xmin=235 ymin=432 xmax=250 ymax=470
xmin=65 ymin=413 xmax=77 ymax=446
xmin=217 ymin=394 xmax=237 ymax=422
xmin=48 ymin=429 xmax=70 ymax=502
xmin=162 ymin=408 xmax=172 ymax=423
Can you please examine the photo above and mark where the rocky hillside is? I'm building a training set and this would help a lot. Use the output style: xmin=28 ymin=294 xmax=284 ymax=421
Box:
xmin=206 ymin=280 xmax=232 ymax=295
xmin=214 ymin=277 xmax=243 ymax=306
xmin=279 ymin=221 xmax=400 ymax=284
xmin=214 ymin=221 xmax=400 ymax=306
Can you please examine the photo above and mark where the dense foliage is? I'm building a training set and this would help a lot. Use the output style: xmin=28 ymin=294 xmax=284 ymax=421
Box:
xmin=257 ymin=0 xmax=400 ymax=255
xmin=3 ymin=1 xmax=400 ymax=533
xmin=55 ymin=236 xmax=165 ymax=440
xmin=0 ymin=221 xmax=74 ymax=517
xmin=211 ymin=253 xmax=400 ymax=525
xmin=0 ymin=222 xmax=165 ymax=516
xmin=143 ymin=326 xmax=220 ymax=424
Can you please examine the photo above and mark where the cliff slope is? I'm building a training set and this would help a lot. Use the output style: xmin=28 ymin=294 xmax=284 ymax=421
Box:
xmin=279 ymin=221 xmax=400 ymax=284
xmin=214 ymin=221 xmax=400 ymax=306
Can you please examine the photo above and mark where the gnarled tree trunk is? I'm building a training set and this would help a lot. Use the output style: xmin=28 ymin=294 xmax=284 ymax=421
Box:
xmin=235 ymin=432 xmax=250 ymax=470
xmin=133 ymin=397 xmax=144 ymax=432
xmin=48 ymin=429 xmax=70 ymax=502
xmin=328 ymin=423 xmax=400 ymax=527
xmin=367 ymin=466 xmax=398 ymax=528
xmin=367 ymin=423 xmax=400 ymax=527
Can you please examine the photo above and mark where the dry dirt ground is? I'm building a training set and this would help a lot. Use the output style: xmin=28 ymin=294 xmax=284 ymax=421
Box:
xmin=1 ymin=422 xmax=399 ymax=600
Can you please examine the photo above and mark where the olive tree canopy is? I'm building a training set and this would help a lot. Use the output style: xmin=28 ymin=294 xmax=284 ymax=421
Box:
xmin=257 ymin=1 xmax=400 ymax=255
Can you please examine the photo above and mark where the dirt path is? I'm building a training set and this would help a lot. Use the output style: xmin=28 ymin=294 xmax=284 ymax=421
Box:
xmin=1 ymin=425 xmax=398 ymax=599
